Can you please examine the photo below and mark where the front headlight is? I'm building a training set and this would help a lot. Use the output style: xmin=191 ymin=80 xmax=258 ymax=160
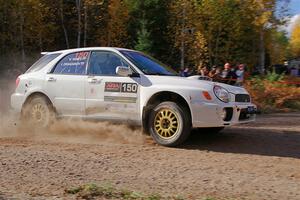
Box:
xmin=213 ymin=85 xmax=230 ymax=103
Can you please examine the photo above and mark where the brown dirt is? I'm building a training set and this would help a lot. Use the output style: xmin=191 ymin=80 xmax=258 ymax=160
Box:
xmin=0 ymin=113 xmax=299 ymax=200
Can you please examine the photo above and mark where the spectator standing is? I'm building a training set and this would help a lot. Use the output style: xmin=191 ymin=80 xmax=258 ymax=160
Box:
xmin=208 ymin=65 xmax=217 ymax=78
xmin=235 ymin=64 xmax=245 ymax=86
xmin=199 ymin=66 xmax=209 ymax=76
xmin=209 ymin=66 xmax=222 ymax=82
xmin=180 ymin=67 xmax=190 ymax=77
xmin=221 ymin=63 xmax=237 ymax=85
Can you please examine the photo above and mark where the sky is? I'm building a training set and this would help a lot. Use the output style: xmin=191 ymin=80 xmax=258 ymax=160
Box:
xmin=289 ymin=0 xmax=300 ymax=15
xmin=286 ymin=0 xmax=300 ymax=34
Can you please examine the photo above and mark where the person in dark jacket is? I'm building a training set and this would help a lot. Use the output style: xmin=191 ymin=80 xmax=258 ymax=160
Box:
xmin=221 ymin=63 xmax=237 ymax=85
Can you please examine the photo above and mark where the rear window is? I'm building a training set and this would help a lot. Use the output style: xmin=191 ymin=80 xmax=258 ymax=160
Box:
xmin=26 ymin=53 xmax=61 ymax=73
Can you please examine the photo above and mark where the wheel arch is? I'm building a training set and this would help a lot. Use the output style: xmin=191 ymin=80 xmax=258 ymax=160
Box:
xmin=22 ymin=91 xmax=55 ymax=114
xmin=142 ymin=91 xmax=192 ymax=133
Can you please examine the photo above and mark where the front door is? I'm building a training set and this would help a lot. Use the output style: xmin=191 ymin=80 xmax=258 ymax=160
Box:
xmin=85 ymin=51 xmax=140 ymax=122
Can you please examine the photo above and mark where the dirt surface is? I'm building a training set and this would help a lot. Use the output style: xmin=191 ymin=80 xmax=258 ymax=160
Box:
xmin=0 ymin=113 xmax=300 ymax=200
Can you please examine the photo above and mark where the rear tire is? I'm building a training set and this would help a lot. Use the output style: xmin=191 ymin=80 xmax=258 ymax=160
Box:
xmin=21 ymin=96 xmax=55 ymax=129
xmin=148 ymin=101 xmax=191 ymax=147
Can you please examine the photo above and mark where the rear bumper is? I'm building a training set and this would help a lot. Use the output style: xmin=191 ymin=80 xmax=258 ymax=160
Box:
xmin=191 ymin=102 xmax=256 ymax=128
xmin=10 ymin=93 xmax=26 ymax=113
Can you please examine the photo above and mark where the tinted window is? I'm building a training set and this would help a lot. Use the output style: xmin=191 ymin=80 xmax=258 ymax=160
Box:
xmin=88 ymin=51 xmax=129 ymax=75
xmin=53 ymin=52 xmax=89 ymax=75
xmin=26 ymin=53 xmax=61 ymax=73
xmin=120 ymin=50 xmax=177 ymax=76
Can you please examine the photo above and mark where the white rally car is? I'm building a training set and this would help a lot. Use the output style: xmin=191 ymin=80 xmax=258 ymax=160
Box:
xmin=11 ymin=47 xmax=256 ymax=146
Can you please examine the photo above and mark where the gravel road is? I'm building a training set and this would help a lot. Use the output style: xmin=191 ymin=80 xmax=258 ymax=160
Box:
xmin=0 ymin=113 xmax=299 ymax=200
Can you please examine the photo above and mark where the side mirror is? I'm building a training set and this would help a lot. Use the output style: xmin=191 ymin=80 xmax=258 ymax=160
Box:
xmin=116 ymin=66 xmax=132 ymax=77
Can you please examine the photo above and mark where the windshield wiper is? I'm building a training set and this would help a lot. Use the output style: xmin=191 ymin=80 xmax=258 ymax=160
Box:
xmin=147 ymin=72 xmax=167 ymax=75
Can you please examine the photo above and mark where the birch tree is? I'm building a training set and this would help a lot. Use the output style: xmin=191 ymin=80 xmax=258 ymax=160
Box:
xmin=76 ymin=0 xmax=81 ymax=47
xmin=59 ymin=0 xmax=69 ymax=48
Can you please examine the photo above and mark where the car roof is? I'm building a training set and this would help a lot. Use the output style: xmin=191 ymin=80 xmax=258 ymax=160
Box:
xmin=45 ymin=47 xmax=136 ymax=55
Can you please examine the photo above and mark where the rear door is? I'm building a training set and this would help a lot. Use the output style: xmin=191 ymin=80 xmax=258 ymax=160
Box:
xmin=85 ymin=51 xmax=140 ymax=122
xmin=45 ymin=51 xmax=89 ymax=116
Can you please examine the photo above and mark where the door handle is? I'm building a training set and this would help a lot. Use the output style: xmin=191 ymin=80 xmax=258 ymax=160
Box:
xmin=47 ymin=77 xmax=56 ymax=82
xmin=88 ymin=78 xmax=102 ymax=84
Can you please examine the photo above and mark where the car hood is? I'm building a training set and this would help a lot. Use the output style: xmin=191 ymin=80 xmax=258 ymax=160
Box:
xmin=145 ymin=75 xmax=249 ymax=94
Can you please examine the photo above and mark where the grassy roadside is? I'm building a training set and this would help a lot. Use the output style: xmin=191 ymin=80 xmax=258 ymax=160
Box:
xmin=245 ymin=73 xmax=300 ymax=113
xmin=65 ymin=183 xmax=217 ymax=200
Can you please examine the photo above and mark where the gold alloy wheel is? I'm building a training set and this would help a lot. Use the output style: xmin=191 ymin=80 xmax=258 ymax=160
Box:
xmin=30 ymin=103 xmax=47 ymax=125
xmin=154 ymin=108 xmax=179 ymax=139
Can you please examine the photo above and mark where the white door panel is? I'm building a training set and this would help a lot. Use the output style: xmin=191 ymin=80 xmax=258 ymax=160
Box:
xmin=45 ymin=51 xmax=89 ymax=116
xmin=45 ymin=74 xmax=86 ymax=115
xmin=85 ymin=51 xmax=140 ymax=122
xmin=85 ymin=76 xmax=140 ymax=121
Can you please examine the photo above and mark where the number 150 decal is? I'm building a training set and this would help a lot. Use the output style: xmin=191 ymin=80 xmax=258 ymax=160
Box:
xmin=121 ymin=83 xmax=138 ymax=93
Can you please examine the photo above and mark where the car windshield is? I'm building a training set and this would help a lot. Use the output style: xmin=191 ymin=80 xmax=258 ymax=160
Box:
xmin=120 ymin=50 xmax=177 ymax=76
xmin=26 ymin=53 xmax=61 ymax=73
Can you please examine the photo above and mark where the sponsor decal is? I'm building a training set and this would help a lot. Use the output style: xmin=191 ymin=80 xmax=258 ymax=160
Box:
xmin=105 ymin=82 xmax=138 ymax=93
xmin=55 ymin=51 xmax=90 ymax=75
xmin=75 ymin=51 xmax=89 ymax=60
xmin=105 ymin=82 xmax=121 ymax=92
xmin=121 ymin=83 xmax=138 ymax=93
xmin=63 ymin=51 xmax=89 ymax=66
xmin=104 ymin=96 xmax=137 ymax=103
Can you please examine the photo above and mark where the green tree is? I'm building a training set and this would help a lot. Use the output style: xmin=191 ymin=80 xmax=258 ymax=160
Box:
xmin=134 ymin=19 xmax=152 ymax=53
xmin=267 ymin=30 xmax=289 ymax=65
xmin=126 ymin=0 xmax=170 ymax=59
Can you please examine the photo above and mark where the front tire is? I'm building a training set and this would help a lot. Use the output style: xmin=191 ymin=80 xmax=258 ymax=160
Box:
xmin=21 ymin=96 xmax=55 ymax=129
xmin=148 ymin=101 xmax=191 ymax=147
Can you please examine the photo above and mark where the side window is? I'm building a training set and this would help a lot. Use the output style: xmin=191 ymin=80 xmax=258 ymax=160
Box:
xmin=26 ymin=53 xmax=61 ymax=73
xmin=53 ymin=51 xmax=89 ymax=75
xmin=88 ymin=51 xmax=129 ymax=76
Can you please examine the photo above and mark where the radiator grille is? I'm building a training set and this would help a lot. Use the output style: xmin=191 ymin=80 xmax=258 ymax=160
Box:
xmin=235 ymin=94 xmax=251 ymax=103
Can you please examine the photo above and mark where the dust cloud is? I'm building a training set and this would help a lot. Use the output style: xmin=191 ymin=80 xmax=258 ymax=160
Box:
xmin=48 ymin=119 xmax=146 ymax=145
xmin=0 ymin=78 xmax=146 ymax=145
xmin=0 ymin=117 xmax=146 ymax=145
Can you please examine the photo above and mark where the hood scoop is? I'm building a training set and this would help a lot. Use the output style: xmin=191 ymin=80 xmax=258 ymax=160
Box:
xmin=187 ymin=75 xmax=212 ymax=81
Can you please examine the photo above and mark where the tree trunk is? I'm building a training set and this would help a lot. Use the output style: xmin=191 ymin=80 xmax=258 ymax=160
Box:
xmin=83 ymin=2 xmax=88 ymax=47
xmin=180 ymin=6 xmax=186 ymax=69
xmin=208 ymin=33 xmax=212 ymax=67
xmin=39 ymin=31 xmax=43 ymax=52
xmin=259 ymin=28 xmax=265 ymax=74
xmin=0 ymin=1 xmax=7 ymax=56
xmin=214 ymin=25 xmax=222 ymax=66
xmin=76 ymin=0 xmax=81 ymax=48
xmin=208 ymin=42 xmax=212 ymax=66
xmin=59 ymin=0 xmax=69 ymax=48
xmin=19 ymin=1 xmax=26 ymax=70
xmin=38 ymin=8 xmax=43 ymax=52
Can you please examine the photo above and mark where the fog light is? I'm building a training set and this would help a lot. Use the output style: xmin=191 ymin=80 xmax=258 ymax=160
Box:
xmin=221 ymin=108 xmax=227 ymax=120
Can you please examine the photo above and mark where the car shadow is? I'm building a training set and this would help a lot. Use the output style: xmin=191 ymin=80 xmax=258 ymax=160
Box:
xmin=181 ymin=127 xmax=300 ymax=159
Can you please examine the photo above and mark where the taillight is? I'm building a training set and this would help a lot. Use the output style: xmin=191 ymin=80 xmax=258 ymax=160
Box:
xmin=16 ymin=77 xmax=20 ymax=88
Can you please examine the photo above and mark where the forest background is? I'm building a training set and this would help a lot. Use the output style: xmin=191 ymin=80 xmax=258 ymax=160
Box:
xmin=1 ymin=0 xmax=300 ymax=74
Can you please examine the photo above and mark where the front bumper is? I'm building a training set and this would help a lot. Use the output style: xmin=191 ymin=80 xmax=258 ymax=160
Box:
xmin=191 ymin=102 xmax=257 ymax=128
